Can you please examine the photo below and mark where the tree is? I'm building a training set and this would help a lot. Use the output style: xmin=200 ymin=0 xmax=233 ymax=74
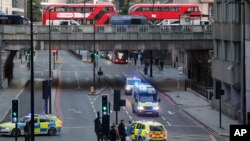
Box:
xmin=27 ymin=0 xmax=42 ymax=22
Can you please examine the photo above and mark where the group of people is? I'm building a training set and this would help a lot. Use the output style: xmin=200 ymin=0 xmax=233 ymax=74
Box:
xmin=95 ymin=118 xmax=134 ymax=141
xmin=110 ymin=120 xmax=134 ymax=141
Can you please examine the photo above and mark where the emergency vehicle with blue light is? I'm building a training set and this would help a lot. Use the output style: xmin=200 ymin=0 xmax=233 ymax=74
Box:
xmin=131 ymin=83 xmax=160 ymax=116
xmin=0 ymin=114 xmax=63 ymax=136
xmin=125 ymin=77 xmax=141 ymax=95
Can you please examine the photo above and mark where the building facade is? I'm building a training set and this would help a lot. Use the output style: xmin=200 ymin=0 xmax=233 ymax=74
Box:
xmin=212 ymin=0 xmax=250 ymax=123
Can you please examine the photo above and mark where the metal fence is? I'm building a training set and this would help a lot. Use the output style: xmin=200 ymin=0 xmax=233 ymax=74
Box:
xmin=0 ymin=25 xmax=212 ymax=34
xmin=186 ymin=80 xmax=213 ymax=100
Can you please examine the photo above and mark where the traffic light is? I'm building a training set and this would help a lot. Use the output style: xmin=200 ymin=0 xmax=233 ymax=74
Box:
xmin=113 ymin=90 xmax=126 ymax=111
xmin=102 ymin=115 xmax=110 ymax=136
xmin=113 ymin=90 xmax=121 ymax=111
xmin=42 ymin=80 xmax=51 ymax=99
xmin=12 ymin=99 xmax=19 ymax=123
xmin=102 ymin=95 xmax=109 ymax=115
xmin=215 ymin=81 xmax=224 ymax=99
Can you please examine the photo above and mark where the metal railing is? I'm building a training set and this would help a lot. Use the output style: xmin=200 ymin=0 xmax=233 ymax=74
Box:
xmin=0 ymin=25 xmax=212 ymax=34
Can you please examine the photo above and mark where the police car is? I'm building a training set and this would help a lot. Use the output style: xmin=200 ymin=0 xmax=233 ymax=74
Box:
xmin=125 ymin=77 xmax=141 ymax=95
xmin=129 ymin=120 xmax=168 ymax=141
xmin=0 ymin=114 xmax=63 ymax=136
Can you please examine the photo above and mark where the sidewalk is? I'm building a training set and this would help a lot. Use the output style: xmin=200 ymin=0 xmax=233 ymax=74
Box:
xmin=131 ymin=62 xmax=239 ymax=137
xmin=0 ymin=54 xmax=29 ymax=122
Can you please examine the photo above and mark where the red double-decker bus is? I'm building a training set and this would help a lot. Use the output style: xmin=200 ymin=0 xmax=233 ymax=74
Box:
xmin=128 ymin=3 xmax=202 ymax=23
xmin=111 ymin=50 xmax=128 ymax=64
xmin=42 ymin=3 xmax=117 ymax=25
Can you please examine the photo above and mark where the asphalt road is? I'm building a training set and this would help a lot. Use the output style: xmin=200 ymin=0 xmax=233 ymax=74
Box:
xmin=0 ymin=50 xmax=226 ymax=141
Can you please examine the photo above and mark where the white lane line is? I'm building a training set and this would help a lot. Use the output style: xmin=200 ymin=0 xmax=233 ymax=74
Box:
xmin=125 ymin=110 xmax=129 ymax=115
xmin=129 ymin=115 xmax=132 ymax=120
xmin=161 ymin=116 xmax=166 ymax=121
xmin=168 ymin=111 xmax=174 ymax=115
xmin=167 ymin=121 xmax=172 ymax=126
xmin=75 ymin=71 xmax=80 ymax=88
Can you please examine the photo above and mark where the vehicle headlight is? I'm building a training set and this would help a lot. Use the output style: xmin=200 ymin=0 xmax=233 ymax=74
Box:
xmin=137 ymin=106 xmax=144 ymax=110
xmin=125 ymin=86 xmax=131 ymax=90
xmin=153 ymin=106 xmax=159 ymax=110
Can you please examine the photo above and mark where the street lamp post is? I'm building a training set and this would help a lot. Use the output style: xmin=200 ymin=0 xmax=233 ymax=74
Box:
xmin=29 ymin=0 xmax=35 ymax=140
xmin=152 ymin=0 xmax=155 ymax=24
xmin=240 ymin=0 xmax=246 ymax=124
xmin=84 ymin=0 xmax=86 ymax=25
xmin=48 ymin=9 xmax=52 ymax=114
xmin=93 ymin=20 xmax=96 ymax=92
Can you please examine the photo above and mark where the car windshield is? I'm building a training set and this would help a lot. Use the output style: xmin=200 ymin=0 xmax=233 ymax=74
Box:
xmin=19 ymin=117 xmax=30 ymax=123
xmin=149 ymin=125 xmax=164 ymax=131
xmin=128 ymin=79 xmax=140 ymax=85
xmin=139 ymin=95 xmax=157 ymax=102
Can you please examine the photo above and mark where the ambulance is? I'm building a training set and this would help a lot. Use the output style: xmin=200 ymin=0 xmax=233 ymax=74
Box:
xmin=131 ymin=83 xmax=160 ymax=116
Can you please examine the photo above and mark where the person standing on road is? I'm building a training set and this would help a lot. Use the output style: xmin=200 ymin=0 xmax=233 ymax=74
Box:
xmin=126 ymin=120 xmax=133 ymax=136
xmin=118 ymin=120 xmax=126 ymax=141
xmin=140 ymin=54 xmax=143 ymax=65
xmin=110 ymin=123 xmax=120 ymax=141
xmin=24 ymin=121 xmax=31 ymax=141
xmin=94 ymin=117 xmax=103 ymax=141
xmin=134 ymin=53 xmax=138 ymax=66
xmin=160 ymin=59 xmax=164 ymax=71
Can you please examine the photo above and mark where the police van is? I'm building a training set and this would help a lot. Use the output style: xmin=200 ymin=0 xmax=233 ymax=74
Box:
xmin=131 ymin=83 xmax=160 ymax=116
xmin=125 ymin=77 xmax=141 ymax=95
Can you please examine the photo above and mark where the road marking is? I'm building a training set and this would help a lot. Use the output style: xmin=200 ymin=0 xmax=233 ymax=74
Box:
xmin=167 ymin=121 xmax=172 ymax=126
xmin=168 ymin=111 xmax=174 ymax=115
xmin=209 ymin=135 xmax=217 ymax=141
xmin=129 ymin=115 xmax=132 ymax=120
xmin=125 ymin=110 xmax=129 ymax=114
xmin=161 ymin=116 xmax=166 ymax=120
xmin=75 ymin=71 xmax=80 ymax=88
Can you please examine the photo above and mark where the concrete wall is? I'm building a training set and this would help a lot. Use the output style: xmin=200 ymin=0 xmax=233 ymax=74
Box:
xmin=0 ymin=25 xmax=213 ymax=50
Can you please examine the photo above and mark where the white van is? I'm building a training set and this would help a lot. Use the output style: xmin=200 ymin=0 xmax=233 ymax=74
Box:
xmin=46 ymin=20 xmax=80 ymax=26
xmin=125 ymin=77 xmax=141 ymax=95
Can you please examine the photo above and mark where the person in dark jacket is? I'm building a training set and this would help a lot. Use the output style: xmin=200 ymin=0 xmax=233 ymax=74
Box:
xmin=94 ymin=117 xmax=103 ymax=141
xmin=24 ymin=121 xmax=31 ymax=141
xmin=110 ymin=123 xmax=120 ymax=141
xmin=160 ymin=59 xmax=164 ymax=71
xmin=118 ymin=120 xmax=126 ymax=141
